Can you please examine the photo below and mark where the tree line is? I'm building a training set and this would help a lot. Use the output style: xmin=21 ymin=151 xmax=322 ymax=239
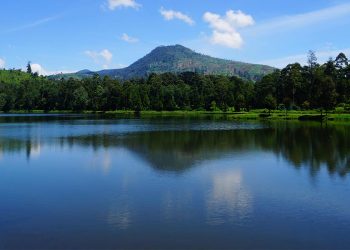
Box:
xmin=0 ymin=51 xmax=349 ymax=112
xmin=255 ymin=51 xmax=350 ymax=113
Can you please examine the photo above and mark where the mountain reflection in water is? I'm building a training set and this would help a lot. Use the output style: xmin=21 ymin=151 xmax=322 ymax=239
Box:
xmin=1 ymin=121 xmax=348 ymax=177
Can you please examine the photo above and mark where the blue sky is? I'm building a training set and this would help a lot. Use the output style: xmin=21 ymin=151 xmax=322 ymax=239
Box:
xmin=1 ymin=0 xmax=350 ymax=74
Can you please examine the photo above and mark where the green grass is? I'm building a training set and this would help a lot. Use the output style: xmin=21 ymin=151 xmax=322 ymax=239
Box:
xmin=3 ymin=109 xmax=350 ymax=121
xmin=105 ymin=109 xmax=350 ymax=121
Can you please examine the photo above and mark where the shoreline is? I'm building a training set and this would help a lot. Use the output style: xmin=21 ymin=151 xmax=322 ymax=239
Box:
xmin=1 ymin=110 xmax=350 ymax=121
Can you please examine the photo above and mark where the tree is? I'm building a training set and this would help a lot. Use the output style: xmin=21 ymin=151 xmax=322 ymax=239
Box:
xmin=163 ymin=85 xmax=177 ymax=111
xmin=307 ymin=50 xmax=318 ymax=70
xmin=307 ymin=51 xmax=320 ymax=107
xmin=20 ymin=78 xmax=40 ymax=111
xmin=0 ymin=82 xmax=16 ymax=112
xmin=280 ymin=63 xmax=303 ymax=107
xmin=244 ymin=81 xmax=255 ymax=111
xmin=334 ymin=53 xmax=349 ymax=103
xmin=72 ymin=86 xmax=89 ymax=111
xmin=231 ymin=76 xmax=245 ymax=110
xmin=324 ymin=58 xmax=336 ymax=77
xmin=214 ymin=76 xmax=230 ymax=111
xmin=0 ymin=93 xmax=6 ymax=111
xmin=315 ymin=75 xmax=337 ymax=115
xmin=234 ymin=94 xmax=245 ymax=112
xmin=148 ymin=74 xmax=163 ymax=111
xmin=255 ymin=70 xmax=279 ymax=108
xmin=129 ymin=85 xmax=143 ymax=111
xmin=26 ymin=62 xmax=32 ymax=75
xmin=264 ymin=94 xmax=276 ymax=114
xmin=103 ymin=77 xmax=122 ymax=111
xmin=335 ymin=53 xmax=348 ymax=70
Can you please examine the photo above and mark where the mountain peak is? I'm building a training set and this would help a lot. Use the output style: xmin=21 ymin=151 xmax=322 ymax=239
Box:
xmin=154 ymin=44 xmax=190 ymax=50
xmin=149 ymin=44 xmax=195 ymax=56
xmin=53 ymin=44 xmax=275 ymax=81
xmin=77 ymin=69 xmax=92 ymax=74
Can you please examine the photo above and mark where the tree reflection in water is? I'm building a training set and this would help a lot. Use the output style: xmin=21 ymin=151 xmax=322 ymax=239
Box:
xmin=0 ymin=121 xmax=349 ymax=177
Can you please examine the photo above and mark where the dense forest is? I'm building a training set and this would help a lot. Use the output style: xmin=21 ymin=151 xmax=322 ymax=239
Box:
xmin=0 ymin=51 xmax=349 ymax=113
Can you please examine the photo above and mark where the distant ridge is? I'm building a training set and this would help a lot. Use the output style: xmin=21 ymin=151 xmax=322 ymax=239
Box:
xmin=52 ymin=45 xmax=275 ymax=81
xmin=76 ymin=69 xmax=93 ymax=74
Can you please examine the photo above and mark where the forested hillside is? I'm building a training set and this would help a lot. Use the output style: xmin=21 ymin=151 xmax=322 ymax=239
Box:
xmin=0 ymin=51 xmax=349 ymax=112
xmin=52 ymin=45 xmax=275 ymax=81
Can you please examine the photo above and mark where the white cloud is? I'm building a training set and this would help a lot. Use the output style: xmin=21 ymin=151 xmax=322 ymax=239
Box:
xmin=249 ymin=3 xmax=350 ymax=35
xmin=30 ymin=64 xmax=46 ymax=75
xmin=29 ymin=63 xmax=75 ymax=76
xmin=85 ymin=49 xmax=113 ymax=67
xmin=259 ymin=48 xmax=350 ymax=68
xmin=211 ymin=30 xmax=243 ymax=50
xmin=0 ymin=58 xmax=5 ymax=69
xmin=121 ymin=33 xmax=139 ymax=43
xmin=203 ymin=10 xmax=254 ymax=49
xmin=106 ymin=0 xmax=141 ymax=10
xmin=100 ymin=49 xmax=113 ymax=62
xmin=160 ymin=7 xmax=195 ymax=26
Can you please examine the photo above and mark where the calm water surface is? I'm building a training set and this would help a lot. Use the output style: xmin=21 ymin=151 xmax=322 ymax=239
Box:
xmin=0 ymin=115 xmax=349 ymax=249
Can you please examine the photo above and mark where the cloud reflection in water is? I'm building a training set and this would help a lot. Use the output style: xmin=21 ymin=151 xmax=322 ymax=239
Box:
xmin=206 ymin=169 xmax=252 ymax=226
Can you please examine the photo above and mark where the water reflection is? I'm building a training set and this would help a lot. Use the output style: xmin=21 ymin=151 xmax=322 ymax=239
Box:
xmin=107 ymin=194 xmax=132 ymax=230
xmin=206 ymin=170 xmax=252 ymax=225
xmin=1 ymin=117 xmax=350 ymax=249
xmin=63 ymin=125 xmax=350 ymax=176
xmin=90 ymin=150 xmax=112 ymax=174
xmin=0 ymin=119 xmax=349 ymax=177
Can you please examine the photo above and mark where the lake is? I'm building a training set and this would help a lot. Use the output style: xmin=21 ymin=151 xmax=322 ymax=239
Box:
xmin=0 ymin=114 xmax=349 ymax=249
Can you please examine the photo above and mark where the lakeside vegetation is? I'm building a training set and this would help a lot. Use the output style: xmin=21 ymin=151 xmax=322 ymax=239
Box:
xmin=108 ymin=110 xmax=350 ymax=121
xmin=3 ymin=110 xmax=350 ymax=121
xmin=0 ymin=51 xmax=349 ymax=119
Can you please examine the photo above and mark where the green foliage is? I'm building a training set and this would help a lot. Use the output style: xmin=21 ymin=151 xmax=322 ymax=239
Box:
xmin=0 ymin=69 xmax=257 ymax=112
xmin=0 ymin=51 xmax=349 ymax=113
xmin=254 ymin=52 xmax=349 ymax=113
xmin=72 ymin=86 xmax=89 ymax=111
xmin=264 ymin=94 xmax=277 ymax=113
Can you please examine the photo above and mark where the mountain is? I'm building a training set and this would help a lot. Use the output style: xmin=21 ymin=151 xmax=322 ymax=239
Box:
xmin=52 ymin=45 xmax=275 ymax=81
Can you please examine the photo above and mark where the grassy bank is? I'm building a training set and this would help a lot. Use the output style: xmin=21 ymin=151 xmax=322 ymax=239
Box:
xmin=2 ymin=109 xmax=350 ymax=121
xmin=104 ymin=110 xmax=350 ymax=121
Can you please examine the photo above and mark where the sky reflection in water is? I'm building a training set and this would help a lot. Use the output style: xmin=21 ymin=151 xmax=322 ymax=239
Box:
xmin=0 ymin=115 xmax=350 ymax=249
